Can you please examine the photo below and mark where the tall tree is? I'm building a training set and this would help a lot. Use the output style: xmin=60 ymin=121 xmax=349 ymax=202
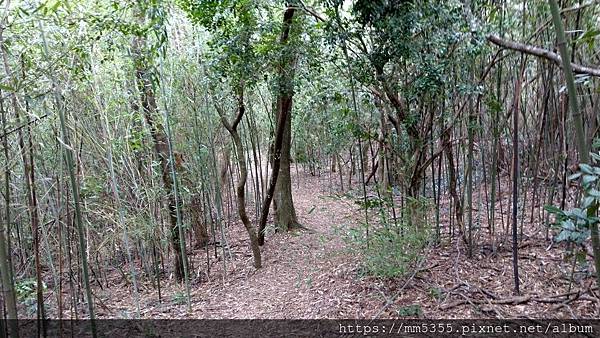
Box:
xmin=1 ymin=29 xmax=45 ymax=334
xmin=215 ymin=87 xmax=262 ymax=268
xmin=39 ymin=19 xmax=98 ymax=337
xmin=273 ymin=5 xmax=300 ymax=231
xmin=549 ymin=0 xmax=600 ymax=289
xmin=0 ymin=93 xmax=19 ymax=338
xmin=131 ymin=2 xmax=186 ymax=280
xmin=179 ymin=0 xmax=265 ymax=264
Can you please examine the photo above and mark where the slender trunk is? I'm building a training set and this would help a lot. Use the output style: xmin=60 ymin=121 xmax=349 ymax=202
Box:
xmin=510 ymin=62 xmax=526 ymax=295
xmin=443 ymin=124 xmax=464 ymax=232
xmin=40 ymin=18 xmax=97 ymax=332
xmin=257 ymin=82 xmax=291 ymax=245
xmin=549 ymin=0 xmax=600 ymax=289
xmin=215 ymin=88 xmax=261 ymax=269
xmin=1 ymin=33 xmax=45 ymax=335
xmin=101 ymin=104 xmax=141 ymax=317
xmin=466 ymin=92 xmax=475 ymax=257
xmin=0 ymin=93 xmax=18 ymax=338
xmin=333 ymin=4 xmax=370 ymax=246
xmin=131 ymin=36 xmax=185 ymax=280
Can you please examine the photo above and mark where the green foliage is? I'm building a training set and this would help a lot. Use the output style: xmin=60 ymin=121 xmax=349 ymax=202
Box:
xmin=428 ymin=287 xmax=443 ymax=300
xmin=177 ymin=0 xmax=263 ymax=90
xmin=15 ymin=278 xmax=46 ymax=302
xmin=396 ymin=304 xmax=422 ymax=317
xmin=404 ymin=196 xmax=431 ymax=229
xmin=81 ymin=175 xmax=105 ymax=200
xmin=545 ymin=140 xmax=600 ymax=245
xmin=348 ymin=196 xmax=432 ymax=278
xmin=172 ymin=291 xmax=187 ymax=305
xmin=352 ymin=0 xmax=416 ymax=63
xmin=177 ymin=0 xmax=241 ymax=28
xmin=355 ymin=195 xmax=389 ymax=210
xmin=125 ymin=127 xmax=145 ymax=152
xmin=485 ymin=96 xmax=502 ymax=115
xmin=360 ymin=225 xmax=429 ymax=278
xmin=14 ymin=278 xmax=46 ymax=316
xmin=577 ymin=27 xmax=600 ymax=52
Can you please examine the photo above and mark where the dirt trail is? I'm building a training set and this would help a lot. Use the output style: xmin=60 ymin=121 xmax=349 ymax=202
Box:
xmin=94 ymin=171 xmax=598 ymax=319
xmin=185 ymin=173 xmax=370 ymax=319
xmin=103 ymin=172 xmax=378 ymax=319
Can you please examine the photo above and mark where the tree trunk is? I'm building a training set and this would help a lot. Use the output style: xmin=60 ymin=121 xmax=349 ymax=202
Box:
xmin=132 ymin=37 xmax=185 ymax=280
xmin=275 ymin=104 xmax=299 ymax=230
xmin=549 ymin=0 xmax=600 ymax=289
xmin=0 ymin=91 xmax=19 ymax=338
xmin=191 ymin=194 xmax=209 ymax=248
xmin=273 ymin=7 xmax=300 ymax=231
xmin=215 ymin=89 xmax=262 ymax=268
xmin=1 ymin=39 xmax=44 ymax=335
xmin=443 ymin=125 xmax=464 ymax=232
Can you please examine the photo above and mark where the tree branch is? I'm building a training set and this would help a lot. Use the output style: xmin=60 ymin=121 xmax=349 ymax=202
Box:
xmin=487 ymin=34 xmax=600 ymax=77
xmin=294 ymin=0 xmax=325 ymax=22
xmin=0 ymin=113 xmax=48 ymax=140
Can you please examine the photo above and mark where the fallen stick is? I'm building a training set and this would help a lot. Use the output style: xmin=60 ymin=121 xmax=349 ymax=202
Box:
xmin=440 ymin=295 xmax=531 ymax=310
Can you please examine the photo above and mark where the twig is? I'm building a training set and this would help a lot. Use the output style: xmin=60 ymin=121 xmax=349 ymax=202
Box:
xmin=0 ymin=113 xmax=49 ymax=140
xmin=551 ymin=293 xmax=580 ymax=311
xmin=440 ymin=295 xmax=531 ymax=310
xmin=369 ymin=255 xmax=428 ymax=319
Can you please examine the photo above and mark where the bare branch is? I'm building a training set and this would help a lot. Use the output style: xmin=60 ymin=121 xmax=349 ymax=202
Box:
xmin=487 ymin=34 xmax=600 ymax=77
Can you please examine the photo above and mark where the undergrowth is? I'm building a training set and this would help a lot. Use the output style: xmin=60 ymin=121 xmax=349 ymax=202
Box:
xmin=345 ymin=193 xmax=432 ymax=278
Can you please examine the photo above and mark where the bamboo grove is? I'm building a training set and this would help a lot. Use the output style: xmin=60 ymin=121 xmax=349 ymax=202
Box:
xmin=1 ymin=0 xmax=600 ymax=330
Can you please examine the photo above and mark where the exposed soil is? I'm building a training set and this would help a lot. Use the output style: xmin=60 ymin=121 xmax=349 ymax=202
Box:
xmin=38 ymin=170 xmax=599 ymax=319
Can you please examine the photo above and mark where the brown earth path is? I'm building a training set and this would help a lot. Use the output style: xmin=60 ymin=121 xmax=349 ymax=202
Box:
xmin=94 ymin=171 xmax=598 ymax=319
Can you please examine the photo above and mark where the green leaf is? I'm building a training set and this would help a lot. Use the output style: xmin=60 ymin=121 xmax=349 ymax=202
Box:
xmin=582 ymin=174 xmax=598 ymax=185
xmin=49 ymin=0 xmax=61 ymax=12
xmin=563 ymin=219 xmax=576 ymax=230
xmin=577 ymin=28 xmax=600 ymax=43
xmin=544 ymin=205 xmax=563 ymax=215
xmin=580 ymin=29 xmax=600 ymax=39
xmin=0 ymin=83 xmax=15 ymax=92
xmin=576 ymin=209 xmax=588 ymax=220
xmin=582 ymin=196 xmax=595 ymax=209
xmin=555 ymin=229 xmax=570 ymax=242
xmin=576 ymin=250 xmax=587 ymax=263
xmin=568 ymin=172 xmax=582 ymax=181
xmin=589 ymin=189 xmax=600 ymax=198
xmin=579 ymin=163 xmax=594 ymax=174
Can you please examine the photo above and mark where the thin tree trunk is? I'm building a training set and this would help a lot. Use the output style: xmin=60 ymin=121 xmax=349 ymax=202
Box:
xmin=443 ymin=123 xmax=464 ymax=232
xmin=510 ymin=61 xmax=526 ymax=295
xmin=549 ymin=0 xmax=600 ymax=289
xmin=0 ymin=92 xmax=18 ymax=338
xmin=215 ymin=88 xmax=261 ymax=269
xmin=40 ymin=19 xmax=97 ymax=333
xmin=466 ymin=88 xmax=475 ymax=258
xmin=131 ymin=36 xmax=185 ymax=280
xmin=1 ymin=33 xmax=45 ymax=335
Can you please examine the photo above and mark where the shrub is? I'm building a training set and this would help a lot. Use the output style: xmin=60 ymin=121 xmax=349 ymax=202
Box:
xmin=348 ymin=195 xmax=432 ymax=278
xmin=360 ymin=223 xmax=430 ymax=278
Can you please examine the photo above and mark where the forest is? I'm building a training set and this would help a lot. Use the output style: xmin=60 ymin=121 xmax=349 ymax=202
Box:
xmin=0 ymin=0 xmax=600 ymax=336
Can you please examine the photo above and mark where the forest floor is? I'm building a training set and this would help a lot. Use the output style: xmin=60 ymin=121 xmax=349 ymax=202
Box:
xmin=43 ymin=169 xmax=599 ymax=319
